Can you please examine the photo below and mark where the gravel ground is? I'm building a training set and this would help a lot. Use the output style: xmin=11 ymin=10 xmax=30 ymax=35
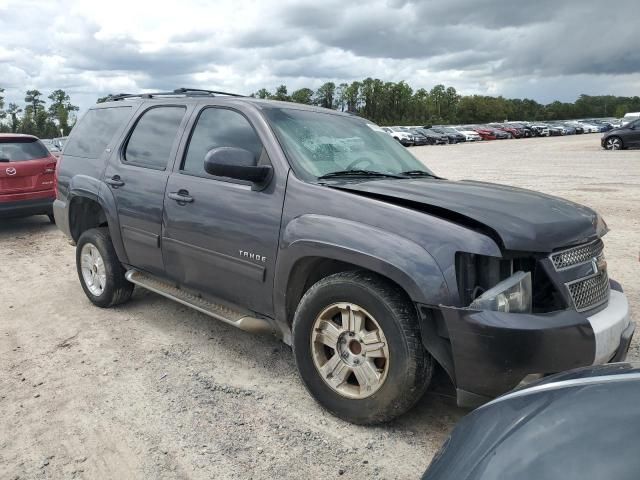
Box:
xmin=1 ymin=134 xmax=638 ymax=479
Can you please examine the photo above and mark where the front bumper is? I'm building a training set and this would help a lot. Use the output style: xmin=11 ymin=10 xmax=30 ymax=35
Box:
xmin=437 ymin=289 xmax=633 ymax=407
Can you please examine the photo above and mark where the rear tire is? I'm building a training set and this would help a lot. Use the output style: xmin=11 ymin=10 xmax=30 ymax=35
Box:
xmin=47 ymin=214 xmax=55 ymax=224
xmin=76 ymin=227 xmax=134 ymax=308
xmin=292 ymin=271 xmax=432 ymax=424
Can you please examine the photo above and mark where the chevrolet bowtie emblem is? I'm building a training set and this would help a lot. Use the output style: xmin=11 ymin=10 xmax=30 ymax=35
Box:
xmin=593 ymin=255 xmax=607 ymax=274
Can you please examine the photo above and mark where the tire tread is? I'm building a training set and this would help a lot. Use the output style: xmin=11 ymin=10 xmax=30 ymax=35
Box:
xmin=76 ymin=227 xmax=133 ymax=308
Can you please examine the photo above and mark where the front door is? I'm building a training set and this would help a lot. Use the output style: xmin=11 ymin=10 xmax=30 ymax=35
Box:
xmin=103 ymin=105 xmax=188 ymax=275
xmin=162 ymin=106 xmax=286 ymax=315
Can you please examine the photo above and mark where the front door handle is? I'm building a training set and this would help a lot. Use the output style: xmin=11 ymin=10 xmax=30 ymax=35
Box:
xmin=168 ymin=190 xmax=194 ymax=203
xmin=105 ymin=175 xmax=125 ymax=188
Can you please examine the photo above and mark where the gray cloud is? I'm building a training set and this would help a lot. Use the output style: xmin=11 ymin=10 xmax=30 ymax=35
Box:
xmin=0 ymin=0 xmax=638 ymax=112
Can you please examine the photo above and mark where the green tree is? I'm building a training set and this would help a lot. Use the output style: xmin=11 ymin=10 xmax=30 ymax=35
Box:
xmin=335 ymin=83 xmax=348 ymax=111
xmin=290 ymin=88 xmax=314 ymax=105
xmin=19 ymin=109 xmax=35 ymax=135
xmin=429 ymin=84 xmax=446 ymax=119
xmin=25 ymin=89 xmax=45 ymax=115
xmin=249 ymin=80 xmax=637 ymax=125
xmin=6 ymin=103 xmax=22 ymax=132
xmin=48 ymin=89 xmax=79 ymax=135
xmin=443 ymin=86 xmax=460 ymax=122
xmin=271 ymin=85 xmax=290 ymax=101
xmin=0 ymin=87 xmax=5 ymax=121
xmin=344 ymin=81 xmax=361 ymax=112
xmin=255 ymin=88 xmax=271 ymax=99
xmin=315 ymin=82 xmax=336 ymax=109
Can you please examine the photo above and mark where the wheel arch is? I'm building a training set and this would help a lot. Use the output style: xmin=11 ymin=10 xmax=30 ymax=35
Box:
xmin=274 ymin=215 xmax=450 ymax=334
xmin=67 ymin=181 xmax=128 ymax=264
xmin=282 ymin=256 xmax=416 ymax=327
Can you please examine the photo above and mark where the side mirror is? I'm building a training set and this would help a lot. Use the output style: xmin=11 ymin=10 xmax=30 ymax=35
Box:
xmin=204 ymin=147 xmax=272 ymax=185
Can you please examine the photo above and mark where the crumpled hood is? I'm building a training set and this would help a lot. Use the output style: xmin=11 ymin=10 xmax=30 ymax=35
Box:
xmin=331 ymin=178 xmax=600 ymax=252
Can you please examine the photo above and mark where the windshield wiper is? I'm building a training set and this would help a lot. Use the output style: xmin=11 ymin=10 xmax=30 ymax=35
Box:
xmin=317 ymin=169 xmax=405 ymax=180
xmin=0 ymin=158 xmax=11 ymax=162
xmin=399 ymin=170 xmax=440 ymax=178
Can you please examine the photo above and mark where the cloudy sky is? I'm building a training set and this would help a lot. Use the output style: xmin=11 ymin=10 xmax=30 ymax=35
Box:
xmin=1 ymin=0 xmax=638 ymax=112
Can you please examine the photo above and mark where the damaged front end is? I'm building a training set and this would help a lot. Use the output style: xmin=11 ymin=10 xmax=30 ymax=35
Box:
xmin=419 ymin=247 xmax=634 ymax=408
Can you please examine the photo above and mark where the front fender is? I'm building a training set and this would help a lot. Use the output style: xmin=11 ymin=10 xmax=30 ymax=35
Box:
xmin=274 ymin=214 xmax=449 ymax=323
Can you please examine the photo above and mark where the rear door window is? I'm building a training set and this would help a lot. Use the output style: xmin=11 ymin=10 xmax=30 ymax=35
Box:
xmin=65 ymin=107 xmax=132 ymax=158
xmin=124 ymin=106 xmax=186 ymax=169
xmin=0 ymin=138 xmax=50 ymax=162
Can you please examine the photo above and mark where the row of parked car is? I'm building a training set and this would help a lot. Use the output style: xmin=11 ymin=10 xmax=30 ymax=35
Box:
xmin=382 ymin=117 xmax=633 ymax=147
xmin=40 ymin=137 xmax=67 ymax=158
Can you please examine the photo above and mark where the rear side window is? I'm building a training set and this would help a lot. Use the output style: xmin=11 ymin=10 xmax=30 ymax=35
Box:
xmin=182 ymin=108 xmax=264 ymax=176
xmin=124 ymin=106 xmax=186 ymax=169
xmin=0 ymin=138 xmax=50 ymax=162
xmin=65 ymin=107 xmax=132 ymax=158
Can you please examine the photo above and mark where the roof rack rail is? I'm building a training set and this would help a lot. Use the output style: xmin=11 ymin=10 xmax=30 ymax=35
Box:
xmin=105 ymin=88 xmax=245 ymax=102
xmin=173 ymin=87 xmax=245 ymax=97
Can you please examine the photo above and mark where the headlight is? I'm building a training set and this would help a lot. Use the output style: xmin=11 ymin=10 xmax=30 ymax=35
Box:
xmin=596 ymin=214 xmax=608 ymax=237
xmin=469 ymin=271 xmax=532 ymax=313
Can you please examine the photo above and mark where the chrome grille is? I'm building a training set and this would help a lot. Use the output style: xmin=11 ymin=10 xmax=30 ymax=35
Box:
xmin=567 ymin=271 xmax=610 ymax=312
xmin=551 ymin=239 xmax=604 ymax=270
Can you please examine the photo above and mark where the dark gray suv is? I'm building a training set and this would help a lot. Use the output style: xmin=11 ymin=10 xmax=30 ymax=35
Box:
xmin=54 ymin=89 xmax=634 ymax=424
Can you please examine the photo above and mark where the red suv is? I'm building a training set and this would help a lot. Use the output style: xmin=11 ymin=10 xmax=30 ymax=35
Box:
xmin=0 ymin=134 xmax=57 ymax=222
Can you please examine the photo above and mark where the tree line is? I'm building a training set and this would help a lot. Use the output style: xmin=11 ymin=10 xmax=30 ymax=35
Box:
xmin=2 ymin=82 xmax=639 ymax=138
xmin=252 ymin=80 xmax=640 ymax=126
xmin=0 ymin=88 xmax=79 ymax=138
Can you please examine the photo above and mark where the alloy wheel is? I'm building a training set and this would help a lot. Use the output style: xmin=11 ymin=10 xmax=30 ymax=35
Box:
xmin=310 ymin=303 xmax=390 ymax=399
xmin=80 ymin=242 xmax=107 ymax=296
xmin=606 ymin=137 xmax=622 ymax=150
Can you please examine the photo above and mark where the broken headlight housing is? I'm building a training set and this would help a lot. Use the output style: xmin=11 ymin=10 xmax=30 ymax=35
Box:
xmin=469 ymin=271 xmax=532 ymax=313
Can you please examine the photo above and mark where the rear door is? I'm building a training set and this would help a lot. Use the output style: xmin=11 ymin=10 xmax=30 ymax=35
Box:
xmin=0 ymin=137 xmax=56 ymax=202
xmin=103 ymin=104 xmax=190 ymax=275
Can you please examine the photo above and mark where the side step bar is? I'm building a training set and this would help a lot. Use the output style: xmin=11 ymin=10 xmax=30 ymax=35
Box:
xmin=125 ymin=270 xmax=275 ymax=335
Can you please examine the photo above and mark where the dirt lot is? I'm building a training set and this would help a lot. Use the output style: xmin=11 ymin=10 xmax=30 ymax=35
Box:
xmin=1 ymin=134 xmax=638 ymax=479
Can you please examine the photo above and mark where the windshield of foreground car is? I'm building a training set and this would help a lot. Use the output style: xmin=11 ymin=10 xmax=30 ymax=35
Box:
xmin=264 ymin=107 xmax=434 ymax=181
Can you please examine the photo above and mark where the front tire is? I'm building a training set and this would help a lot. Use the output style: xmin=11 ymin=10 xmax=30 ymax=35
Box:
xmin=76 ymin=227 xmax=134 ymax=308
xmin=292 ymin=271 xmax=432 ymax=424
xmin=604 ymin=136 xmax=623 ymax=150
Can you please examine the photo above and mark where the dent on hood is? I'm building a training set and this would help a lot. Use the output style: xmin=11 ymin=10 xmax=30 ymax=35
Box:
xmin=330 ymin=179 xmax=602 ymax=253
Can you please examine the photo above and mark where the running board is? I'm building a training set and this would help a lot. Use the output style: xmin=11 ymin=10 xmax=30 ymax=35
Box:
xmin=125 ymin=270 xmax=275 ymax=335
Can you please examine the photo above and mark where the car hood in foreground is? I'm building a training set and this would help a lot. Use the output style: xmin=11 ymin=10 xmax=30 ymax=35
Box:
xmin=422 ymin=364 xmax=640 ymax=480
xmin=331 ymin=178 xmax=600 ymax=252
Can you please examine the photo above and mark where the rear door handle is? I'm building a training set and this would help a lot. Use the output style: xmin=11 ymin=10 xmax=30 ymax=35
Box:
xmin=168 ymin=190 xmax=194 ymax=203
xmin=105 ymin=175 xmax=125 ymax=188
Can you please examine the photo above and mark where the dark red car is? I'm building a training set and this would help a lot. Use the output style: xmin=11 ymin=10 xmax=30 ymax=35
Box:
xmin=468 ymin=125 xmax=497 ymax=140
xmin=490 ymin=123 xmax=522 ymax=138
xmin=0 ymin=134 xmax=57 ymax=222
